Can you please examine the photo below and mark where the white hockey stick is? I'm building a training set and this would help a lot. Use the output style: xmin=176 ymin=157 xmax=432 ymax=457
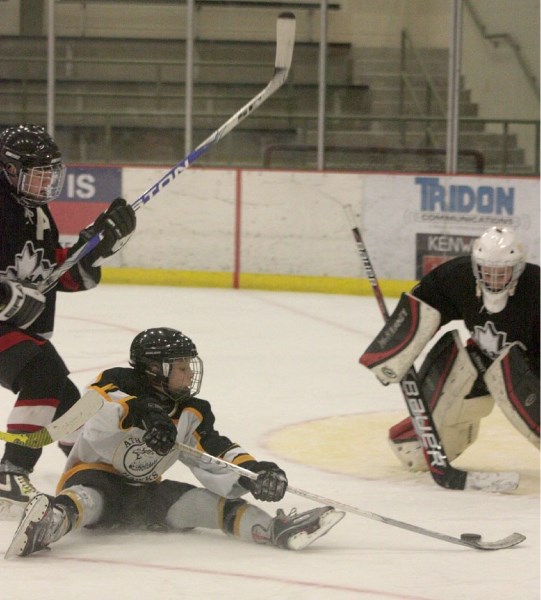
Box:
xmin=344 ymin=205 xmax=520 ymax=493
xmin=38 ymin=12 xmax=296 ymax=294
xmin=0 ymin=390 xmax=103 ymax=448
xmin=176 ymin=442 xmax=525 ymax=551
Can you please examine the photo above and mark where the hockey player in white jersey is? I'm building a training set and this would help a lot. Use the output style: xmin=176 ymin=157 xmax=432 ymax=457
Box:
xmin=5 ymin=327 xmax=344 ymax=558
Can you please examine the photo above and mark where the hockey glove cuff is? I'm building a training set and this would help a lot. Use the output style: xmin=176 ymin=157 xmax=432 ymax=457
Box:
xmin=239 ymin=461 xmax=288 ymax=502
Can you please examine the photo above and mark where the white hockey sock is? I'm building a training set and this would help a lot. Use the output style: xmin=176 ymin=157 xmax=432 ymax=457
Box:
xmin=165 ymin=488 xmax=273 ymax=543
xmin=59 ymin=485 xmax=105 ymax=528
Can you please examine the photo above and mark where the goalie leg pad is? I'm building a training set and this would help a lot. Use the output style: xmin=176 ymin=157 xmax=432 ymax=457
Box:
xmin=389 ymin=331 xmax=494 ymax=471
xmin=484 ymin=342 xmax=540 ymax=448
xmin=360 ymin=293 xmax=441 ymax=385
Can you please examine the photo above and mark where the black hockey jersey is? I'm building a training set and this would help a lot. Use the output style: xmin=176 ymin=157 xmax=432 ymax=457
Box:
xmin=0 ymin=175 xmax=100 ymax=337
xmin=412 ymin=255 xmax=540 ymax=374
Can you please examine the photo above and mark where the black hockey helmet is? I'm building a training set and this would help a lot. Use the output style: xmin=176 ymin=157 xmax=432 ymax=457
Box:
xmin=0 ymin=124 xmax=66 ymax=207
xmin=129 ymin=327 xmax=203 ymax=402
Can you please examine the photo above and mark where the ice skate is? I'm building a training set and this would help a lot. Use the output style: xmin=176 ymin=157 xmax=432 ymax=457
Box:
xmin=0 ymin=461 xmax=39 ymax=520
xmin=267 ymin=506 xmax=345 ymax=550
xmin=5 ymin=493 xmax=73 ymax=559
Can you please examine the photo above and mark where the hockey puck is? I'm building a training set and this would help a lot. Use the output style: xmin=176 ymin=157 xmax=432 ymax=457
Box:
xmin=460 ymin=533 xmax=482 ymax=542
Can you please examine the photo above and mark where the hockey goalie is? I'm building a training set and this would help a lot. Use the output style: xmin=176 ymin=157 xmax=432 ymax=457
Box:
xmin=360 ymin=226 xmax=540 ymax=471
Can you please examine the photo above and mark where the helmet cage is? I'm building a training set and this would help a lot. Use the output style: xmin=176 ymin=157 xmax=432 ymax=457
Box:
xmin=472 ymin=226 xmax=526 ymax=313
xmin=15 ymin=161 xmax=66 ymax=206
xmin=145 ymin=355 xmax=203 ymax=402
xmin=0 ymin=124 xmax=66 ymax=207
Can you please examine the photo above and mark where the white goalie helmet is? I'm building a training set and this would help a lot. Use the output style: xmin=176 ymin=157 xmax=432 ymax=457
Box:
xmin=472 ymin=226 xmax=526 ymax=313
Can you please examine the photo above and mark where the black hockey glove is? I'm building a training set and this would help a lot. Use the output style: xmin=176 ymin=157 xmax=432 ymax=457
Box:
xmin=239 ymin=461 xmax=288 ymax=502
xmin=123 ymin=397 xmax=177 ymax=456
xmin=75 ymin=197 xmax=136 ymax=268
xmin=0 ymin=280 xmax=46 ymax=329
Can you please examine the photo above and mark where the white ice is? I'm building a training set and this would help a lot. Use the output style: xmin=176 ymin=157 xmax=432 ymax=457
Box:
xmin=0 ymin=285 xmax=538 ymax=600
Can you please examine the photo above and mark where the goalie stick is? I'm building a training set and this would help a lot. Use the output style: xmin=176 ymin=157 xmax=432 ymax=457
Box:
xmin=37 ymin=12 xmax=296 ymax=294
xmin=343 ymin=205 xmax=520 ymax=493
xmin=176 ymin=442 xmax=525 ymax=550
xmin=0 ymin=390 xmax=103 ymax=448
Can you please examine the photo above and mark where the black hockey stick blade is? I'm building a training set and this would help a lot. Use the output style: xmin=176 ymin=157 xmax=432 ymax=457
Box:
xmin=457 ymin=532 xmax=526 ymax=551
xmin=0 ymin=390 xmax=103 ymax=448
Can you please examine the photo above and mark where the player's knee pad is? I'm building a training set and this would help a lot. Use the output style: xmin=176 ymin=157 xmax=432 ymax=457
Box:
xmin=484 ymin=342 xmax=540 ymax=448
xmin=389 ymin=330 xmax=494 ymax=471
xmin=360 ymin=293 xmax=441 ymax=385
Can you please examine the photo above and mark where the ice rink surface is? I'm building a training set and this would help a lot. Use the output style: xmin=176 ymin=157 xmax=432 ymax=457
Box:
xmin=0 ymin=284 xmax=538 ymax=600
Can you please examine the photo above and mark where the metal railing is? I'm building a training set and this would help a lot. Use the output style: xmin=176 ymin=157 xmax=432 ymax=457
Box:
xmin=399 ymin=29 xmax=450 ymax=149
xmin=0 ymin=53 xmax=538 ymax=174
xmin=464 ymin=0 xmax=539 ymax=100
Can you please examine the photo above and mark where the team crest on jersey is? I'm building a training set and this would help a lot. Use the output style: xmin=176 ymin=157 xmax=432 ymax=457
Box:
xmin=472 ymin=322 xmax=509 ymax=359
xmin=114 ymin=435 xmax=173 ymax=482
xmin=0 ymin=242 xmax=55 ymax=283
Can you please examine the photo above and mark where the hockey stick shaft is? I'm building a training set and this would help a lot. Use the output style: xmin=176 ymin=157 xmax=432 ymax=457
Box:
xmin=343 ymin=205 xmax=519 ymax=492
xmin=0 ymin=389 xmax=103 ymax=448
xmin=343 ymin=206 xmax=462 ymax=483
xmin=176 ymin=442 xmax=525 ymax=550
xmin=38 ymin=13 xmax=296 ymax=294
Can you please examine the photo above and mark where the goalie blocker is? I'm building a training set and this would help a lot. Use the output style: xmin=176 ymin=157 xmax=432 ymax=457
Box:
xmin=360 ymin=293 xmax=441 ymax=385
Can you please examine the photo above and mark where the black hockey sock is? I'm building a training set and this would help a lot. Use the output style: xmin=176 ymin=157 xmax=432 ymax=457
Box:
xmin=1 ymin=443 xmax=42 ymax=473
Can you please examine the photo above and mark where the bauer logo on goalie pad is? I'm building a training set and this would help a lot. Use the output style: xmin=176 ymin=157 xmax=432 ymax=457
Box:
xmin=400 ymin=376 xmax=448 ymax=469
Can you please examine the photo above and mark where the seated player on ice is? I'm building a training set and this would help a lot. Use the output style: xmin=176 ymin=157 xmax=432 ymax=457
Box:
xmin=5 ymin=327 xmax=344 ymax=558
xmin=360 ymin=226 xmax=539 ymax=471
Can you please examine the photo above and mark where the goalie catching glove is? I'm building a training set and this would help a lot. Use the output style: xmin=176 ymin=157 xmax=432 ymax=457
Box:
xmin=0 ymin=279 xmax=46 ymax=329
xmin=122 ymin=396 xmax=177 ymax=456
xmin=72 ymin=197 xmax=136 ymax=268
xmin=239 ymin=461 xmax=288 ymax=502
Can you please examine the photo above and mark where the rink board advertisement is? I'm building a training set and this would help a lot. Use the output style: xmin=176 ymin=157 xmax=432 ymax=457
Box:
xmin=50 ymin=166 xmax=122 ymax=243
xmin=415 ymin=233 xmax=478 ymax=279
xmin=360 ymin=174 xmax=539 ymax=280
xmin=57 ymin=166 xmax=540 ymax=283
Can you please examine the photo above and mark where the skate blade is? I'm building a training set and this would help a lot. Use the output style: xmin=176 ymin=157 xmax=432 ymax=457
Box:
xmin=4 ymin=495 xmax=50 ymax=559
xmin=287 ymin=509 xmax=346 ymax=551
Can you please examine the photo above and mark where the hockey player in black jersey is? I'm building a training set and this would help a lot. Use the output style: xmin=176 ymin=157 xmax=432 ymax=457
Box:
xmin=0 ymin=124 xmax=136 ymax=517
xmin=5 ymin=327 xmax=344 ymax=557
xmin=360 ymin=226 xmax=539 ymax=472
